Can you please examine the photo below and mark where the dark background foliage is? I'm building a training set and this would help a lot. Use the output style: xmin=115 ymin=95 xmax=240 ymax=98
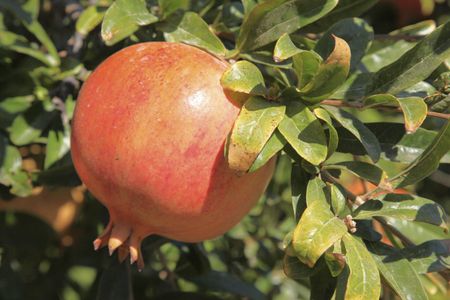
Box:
xmin=0 ymin=1 xmax=449 ymax=299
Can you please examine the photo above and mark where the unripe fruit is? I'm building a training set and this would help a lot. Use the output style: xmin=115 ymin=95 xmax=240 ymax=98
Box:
xmin=71 ymin=42 xmax=275 ymax=269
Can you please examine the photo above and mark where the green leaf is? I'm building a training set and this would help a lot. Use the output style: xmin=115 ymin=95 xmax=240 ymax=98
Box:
xmin=354 ymin=194 xmax=448 ymax=231
xmin=0 ymin=0 xmax=60 ymax=66
xmin=331 ymin=72 xmax=374 ymax=100
xmin=160 ymin=12 xmax=226 ymax=57
xmin=324 ymin=240 xmax=346 ymax=277
xmin=306 ymin=177 xmax=327 ymax=206
xmin=97 ymin=261 xmax=133 ymax=300
xmin=249 ymin=130 xmax=286 ymax=173
xmin=76 ymin=6 xmax=106 ymax=35
xmin=220 ymin=61 xmax=266 ymax=96
xmin=0 ymin=137 xmax=22 ymax=185
xmin=9 ymin=103 xmax=56 ymax=146
xmin=364 ymin=94 xmax=428 ymax=133
xmin=239 ymin=51 xmax=292 ymax=69
xmin=189 ymin=271 xmax=265 ymax=300
xmin=329 ymin=184 xmax=347 ymax=217
xmin=300 ymin=36 xmax=351 ymax=103
xmin=315 ymin=18 xmax=373 ymax=71
xmin=292 ymin=50 xmax=322 ymax=89
xmin=386 ymin=219 xmax=450 ymax=245
xmin=339 ymin=234 xmax=381 ymax=300
xmin=302 ymin=0 xmax=378 ymax=33
xmin=325 ymin=106 xmax=381 ymax=162
xmin=101 ymin=0 xmax=158 ymax=46
xmin=335 ymin=123 xmax=450 ymax=163
xmin=314 ymin=107 xmax=338 ymax=158
xmin=367 ymin=21 xmax=450 ymax=95
xmin=310 ymin=262 xmax=337 ymax=299
xmin=397 ymin=240 xmax=450 ymax=274
xmin=283 ymin=254 xmax=323 ymax=279
xmin=236 ymin=0 xmax=338 ymax=52
xmin=292 ymin=199 xmax=347 ymax=267
xmin=227 ymin=97 xmax=285 ymax=173
xmin=366 ymin=242 xmax=427 ymax=300
xmin=390 ymin=20 xmax=437 ymax=36
xmin=44 ymin=128 xmax=71 ymax=170
xmin=158 ymin=0 xmax=190 ymax=18
xmin=0 ymin=30 xmax=56 ymax=66
xmin=360 ymin=41 xmax=416 ymax=73
xmin=0 ymin=135 xmax=32 ymax=197
xmin=273 ymin=33 xmax=301 ymax=62
xmin=278 ymin=101 xmax=328 ymax=165
xmin=324 ymin=161 xmax=385 ymax=185
xmin=393 ymin=120 xmax=450 ymax=187
xmin=0 ymin=96 xmax=34 ymax=129
xmin=291 ymin=163 xmax=308 ymax=220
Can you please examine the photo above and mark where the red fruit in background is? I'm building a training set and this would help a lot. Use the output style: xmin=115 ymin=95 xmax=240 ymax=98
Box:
xmin=71 ymin=42 xmax=275 ymax=268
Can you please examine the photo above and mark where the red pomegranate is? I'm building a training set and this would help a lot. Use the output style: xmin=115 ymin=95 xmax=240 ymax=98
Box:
xmin=71 ymin=42 xmax=275 ymax=269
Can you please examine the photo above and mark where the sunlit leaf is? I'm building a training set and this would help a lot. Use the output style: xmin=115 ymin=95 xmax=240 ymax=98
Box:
xmin=392 ymin=120 xmax=450 ymax=187
xmin=9 ymin=103 xmax=56 ymax=146
xmin=315 ymin=18 xmax=373 ymax=71
xmin=220 ymin=61 xmax=266 ymax=96
xmin=76 ymin=6 xmax=106 ymax=35
xmin=364 ymin=94 xmax=428 ymax=133
xmin=249 ymin=130 xmax=286 ymax=173
xmin=300 ymin=36 xmax=351 ymax=103
xmin=366 ymin=242 xmax=427 ymax=300
xmin=324 ymin=161 xmax=385 ymax=185
xmin=44 ymin=128 xmax=71 ymax=170
xmin=227 ymin=97 xmax=285 ymax=173
xmin=335 ymin=123 xmax=450 ymax=164
xmin=306 ymin=177 xmax=327 ymax=206
xmin=239 ymin=51 xmax=292 ymax=69
xmin=0 ymin=0 xmax=60 ymax=66
xmin=314 ymin=107 xmax=338 ymax=158
xmin=273 ymin=33 xmax=301 ymax=62
xmin=325 ymin=106 xmax=381 ymax=162
xmin=160 ymin=12 xmax=226 ymax=56
xmin=386 ymin=219 xmax=450 ymax=245
xmin=292 ymin=199 xmax=347 ymax=267
xmin=278 ymin=101 xmax=327 ymax=165
xmin=158 ymin=0 xmax=190 ymax=18
xmin=302 ymin=0 xmax=378 ymax=33
xmin=0 ymin=31 xmax=56 ymax=66
xmin=338 ymin=234 xmax=381 ymax=300
xmin=368 ymin=21 xmax=450 ymax=95
xmin=101 ymin=0 xmax=158 ymax=46
xmin=329 ymin=184 xmax=347 ymax=217
xmin=237 ymin=0 xmax=338 ymax=52
xmin=354 ymin=194 xmax=448 ymax=231
xmin=292 ymin=50 xmax=322 ymax=89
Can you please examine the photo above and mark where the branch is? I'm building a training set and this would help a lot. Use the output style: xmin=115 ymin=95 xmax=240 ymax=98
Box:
xmin=306 ymin=33 xmax=424 ymax=42
xmin=322 ymin=99 xmax=450 ymax=120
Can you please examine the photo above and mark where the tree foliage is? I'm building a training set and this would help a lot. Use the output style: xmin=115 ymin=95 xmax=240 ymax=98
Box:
xmin=0 ymin=0 xmax=449 ymax=299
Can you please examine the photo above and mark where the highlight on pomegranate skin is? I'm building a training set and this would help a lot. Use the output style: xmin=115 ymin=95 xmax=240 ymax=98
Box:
xmin=70 ymin=42 xmax=275 ymax=270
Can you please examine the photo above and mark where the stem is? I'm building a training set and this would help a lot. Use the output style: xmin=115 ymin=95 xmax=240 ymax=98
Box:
xmin=322 ymin=100 xmax=450 ymax=120
xmin=321 ymin=170 xmax=363 ymax=207
xmin=306 ymin=33 xmax=424 ymax=42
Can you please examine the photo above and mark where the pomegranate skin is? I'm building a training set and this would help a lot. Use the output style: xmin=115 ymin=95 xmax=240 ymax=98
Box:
xmin=71 ymin=42 xmax=275 ymax=267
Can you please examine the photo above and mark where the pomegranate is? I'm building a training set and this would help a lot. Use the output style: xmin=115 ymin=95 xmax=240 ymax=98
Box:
xmin=71 ymin=42 xmax=275 ymax=269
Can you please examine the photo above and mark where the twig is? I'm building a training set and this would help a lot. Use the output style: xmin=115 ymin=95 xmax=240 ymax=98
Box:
xmin=322 ymin=99 xmax=450 ymax=120
xmin=306 ymin=33 xmax=424 ymax=42
xmin=320 ymin=170 xmax=364 ymax=207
